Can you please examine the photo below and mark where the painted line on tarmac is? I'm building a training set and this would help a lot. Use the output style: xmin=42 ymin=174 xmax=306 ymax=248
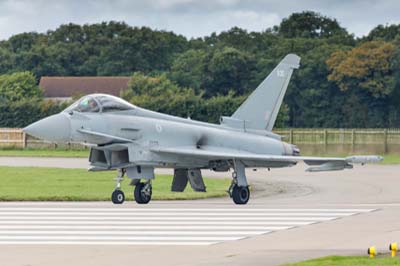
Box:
xmin=0 ymin=216 xmax=337 ymax=221
xmin=0 ymin=236 xmax=246 ymax=241
xmin=0 ymin=241 xmax=218 ymax=246
xmin=0 ymin=211 xmax=358 ymax=216
xmin=0 ymin=225 xmax=293 ymax=230
xmin=0 ymin=221 xmax=315 ymax=226
xmin=0 ymin=230 xmax=269 ymax=236
xmin=0 ymin=207 xmax=376 ymax=212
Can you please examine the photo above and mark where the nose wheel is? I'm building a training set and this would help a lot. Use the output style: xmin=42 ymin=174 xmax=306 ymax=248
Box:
xmin=111 ymin=190 xmax=125 ymax=204
xmin=134 ymin=182 xmax=152 ymax=204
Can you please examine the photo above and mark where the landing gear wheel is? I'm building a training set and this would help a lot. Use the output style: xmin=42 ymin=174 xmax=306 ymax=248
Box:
xmin=134 ymin=182 xmax=152 ymax=204
xmin=232 ymin=185 xmax=250 ymax=205
xmin=111 ymin=190 xmax=125 ymax=204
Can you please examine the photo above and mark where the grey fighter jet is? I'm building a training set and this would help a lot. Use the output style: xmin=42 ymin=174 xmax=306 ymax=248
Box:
xmin=24 ymin=54 xmax=383 ymax=205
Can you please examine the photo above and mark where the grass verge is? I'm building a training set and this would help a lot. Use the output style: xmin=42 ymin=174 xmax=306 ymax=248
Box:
xmin=285 ymin=255 xmax=400 ymax=266
xmin=0 ymin=166 xmax=230 ymax=201
xmin=378 ymin=154 xmax=400 ymax=164
xmin=0 ymin=148 xmax=88 ymax=158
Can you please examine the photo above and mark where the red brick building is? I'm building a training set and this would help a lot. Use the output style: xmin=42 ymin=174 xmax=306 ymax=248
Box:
xmin=39 ymin=76 xmax=131 ymax=101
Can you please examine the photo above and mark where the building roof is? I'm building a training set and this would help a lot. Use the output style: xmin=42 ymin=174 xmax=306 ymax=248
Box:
xmin=40 ymin=77 xmax=131 ymax=98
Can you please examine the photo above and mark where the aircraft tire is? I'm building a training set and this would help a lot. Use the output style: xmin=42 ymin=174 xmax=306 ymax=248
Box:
xmin=232 ymin=185 xmax=250 ymax=205
xmin=134 ymin=182 xmax=152 ymax=204
xmin=111 ymin=190 xmax=125 ymax=204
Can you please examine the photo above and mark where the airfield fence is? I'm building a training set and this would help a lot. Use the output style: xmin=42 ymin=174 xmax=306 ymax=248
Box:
xmin=0 ymin=128 xmax=86 ymax=150
xmin=0 ymin=128 xmax=400 ymax=154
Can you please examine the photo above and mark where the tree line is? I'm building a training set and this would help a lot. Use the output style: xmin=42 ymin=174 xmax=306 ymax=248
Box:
xmin=1 ymin=11 xmax=400 ymax=128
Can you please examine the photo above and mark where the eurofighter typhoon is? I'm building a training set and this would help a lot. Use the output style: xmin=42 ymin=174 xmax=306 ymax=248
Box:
xmin=24 ymin=54 xmax=383 ymax=205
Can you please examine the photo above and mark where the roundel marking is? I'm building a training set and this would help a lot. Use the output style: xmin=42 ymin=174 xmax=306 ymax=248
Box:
xmin=156 ymin=124 xmax=163 ymax=133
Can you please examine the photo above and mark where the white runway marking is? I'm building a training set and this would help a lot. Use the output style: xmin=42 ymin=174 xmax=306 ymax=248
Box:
xmin=0 ymin=241 xmax=216 ymax=246
xmin=0 ymin=206 xmax=375 ymax=246
xmin=0 ymin=216 xmax=338 ymax=221
xmin=0 ymin=230 xmax=268 ymax=235
xmin=0 ymin=211 xmax=358 ymax=216
xmin=0 ymin=221 xmax=314 ymax=225
xmin=0 ymin=225 xmax=292 ymax=230
xmin=0 ymin=207 xmax=374 ymax=212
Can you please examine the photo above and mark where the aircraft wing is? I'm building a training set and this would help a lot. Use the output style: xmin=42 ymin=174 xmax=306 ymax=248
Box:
xmin=151 ymin=146 xmax=383 ymax=172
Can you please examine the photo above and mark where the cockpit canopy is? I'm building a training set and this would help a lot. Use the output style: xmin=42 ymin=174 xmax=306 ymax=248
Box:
xmin=64 ymin=94 xmax=135 ymax=113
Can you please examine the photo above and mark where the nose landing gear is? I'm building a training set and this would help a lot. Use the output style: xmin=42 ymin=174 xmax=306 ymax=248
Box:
xmin=111 ymin=190 xmax=125 ymax=204
xmin=111 ymin=169 xmax=125 ymax=204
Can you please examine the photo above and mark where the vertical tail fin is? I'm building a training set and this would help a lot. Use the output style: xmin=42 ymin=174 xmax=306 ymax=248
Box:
xmin=231 ymin=54 xmax=300 ymax=131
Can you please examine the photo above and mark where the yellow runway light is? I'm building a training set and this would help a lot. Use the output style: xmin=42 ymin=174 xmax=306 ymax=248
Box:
xmin=368 ymin=246 xmax=376 ymax=258
xmin=390 ymin=243 xmax=397 ymax=257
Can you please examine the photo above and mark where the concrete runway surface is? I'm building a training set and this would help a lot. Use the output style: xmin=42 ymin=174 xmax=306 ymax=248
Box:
xmin=0 ymin=157 xmax=399 ymax=266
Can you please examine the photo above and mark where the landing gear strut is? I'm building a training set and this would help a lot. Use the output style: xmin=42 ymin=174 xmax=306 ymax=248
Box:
xmin=111 ymin=169 xmax=125 ymax=204
xmin=134 ymin=180 xmax=152 ymax=204
xmin=228 ymin=160 xmax=250 ymax=205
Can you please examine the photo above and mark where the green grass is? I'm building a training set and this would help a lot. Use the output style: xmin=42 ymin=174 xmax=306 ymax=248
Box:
xmin=0 ymin=166 xmax=230 ymax=201
xmin=378 ymin=154 xmax=400 ymax=165
xmin=285 ymin=255 xmax=400 ymax=266
xmin=0 ymin=148 xmax=88 ymax=158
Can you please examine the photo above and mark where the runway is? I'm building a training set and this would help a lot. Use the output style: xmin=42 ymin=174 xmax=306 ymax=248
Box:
xmin=0 ymin=157 xmax=399 ymax=265
xmin=0 ymin=205 xmax=375 ymax=246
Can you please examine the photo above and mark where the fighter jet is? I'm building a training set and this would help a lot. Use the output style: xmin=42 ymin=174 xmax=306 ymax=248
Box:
xmin=24 ymin=54 xmax=383 ymax=205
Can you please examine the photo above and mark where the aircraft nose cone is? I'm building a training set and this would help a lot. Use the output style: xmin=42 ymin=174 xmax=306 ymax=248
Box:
xmin=23 ymin=113 xmax=71 ymax=142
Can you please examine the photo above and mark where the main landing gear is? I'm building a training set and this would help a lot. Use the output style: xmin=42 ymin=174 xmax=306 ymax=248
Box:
xmin=111 ymin=169 xmax=152 ymax=204
xmin=228 ymin=161 xmax=250 ymax=205
xmin=230 ymin=183 xmax=250 ymax=205
xmin=134 ymin=181 xmax=152 ymax=204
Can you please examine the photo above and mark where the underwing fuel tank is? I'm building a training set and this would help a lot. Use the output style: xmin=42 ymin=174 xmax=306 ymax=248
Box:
xmin=306 ymin=161 xmax=353 ymax=172
xmin=306 ymin=155 xmax=383 ymax=172
xmin=346 ymin=155 xmax=384 ymax=164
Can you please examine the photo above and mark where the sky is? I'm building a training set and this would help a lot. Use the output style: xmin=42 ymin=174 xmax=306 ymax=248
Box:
xmin=0 ymin=0 xmax=399 ymax=40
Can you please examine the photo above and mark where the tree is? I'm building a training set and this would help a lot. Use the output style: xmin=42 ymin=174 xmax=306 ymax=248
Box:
xmin=278 ymin=11 xmax=349 ymax=39
xmin=0 ymin=98 xmax=67 ymax=127
xmin=122 ymin=72 xmax=202 ymax=119
xmin=211 ymin=27 xmax=260 ymax=52
xmin=0 ymin=48 xmax=14 ymax=74
xmin=206 ymin=47 xmax=256 ymax=96
xmin=47 ymin=23 xmax=85 ymax=44
xmin=327 ymin=41 xmax=396 ymax=98
xmin=326 ymin=41 xmax=396 ymax=127
xmin=8 ymin=32 xmax=43 ymax=53
xmin=366 ymin=24 xmax=400 ymax=41
xmin=0 ymin=72 xmax=41 ymax=102
xmin=282 ymin=43 xmax=351 ymax=127
xmin=169 ymin=49 xmax=208 ymax=91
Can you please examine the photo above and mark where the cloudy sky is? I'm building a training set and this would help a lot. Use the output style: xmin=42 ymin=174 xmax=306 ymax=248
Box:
xmin=0 ymin=0 xmax=399 ymax=40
